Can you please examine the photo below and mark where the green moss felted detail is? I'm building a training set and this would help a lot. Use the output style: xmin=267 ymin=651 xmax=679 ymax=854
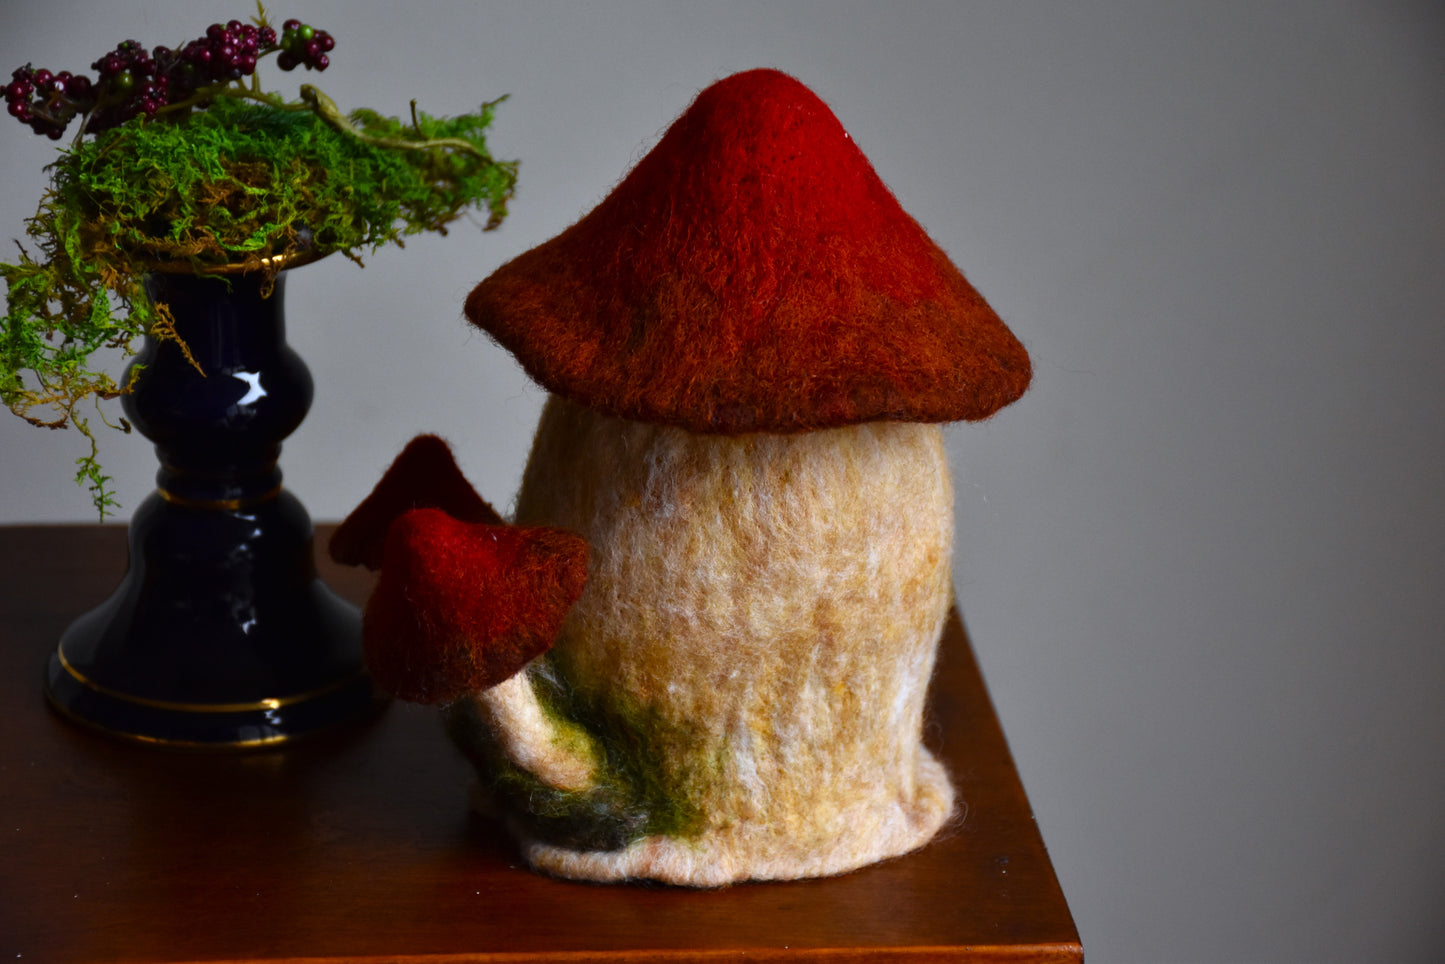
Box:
xmin=531 ymin=656 xmax=720 ymax=841
xmin=443 ymin=656 xmax=718 ymax=853
xmin=3 ymin=92 xmax=516 ymax=515
xmin=444 ymin=695 xmax=647 ymax=853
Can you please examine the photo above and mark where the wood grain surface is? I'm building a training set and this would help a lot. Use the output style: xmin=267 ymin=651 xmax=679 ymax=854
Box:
xmin=0 ymin=524 xmax=1079 ymax=962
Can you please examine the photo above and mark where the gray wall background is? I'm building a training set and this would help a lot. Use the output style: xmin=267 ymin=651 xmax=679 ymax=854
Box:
xmin=2 ymin=3 xmax=1442 ymax=961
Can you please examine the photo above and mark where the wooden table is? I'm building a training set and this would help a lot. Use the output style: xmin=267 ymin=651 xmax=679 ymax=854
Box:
xmin=0 ymin=524 xmax=1080 ymax=963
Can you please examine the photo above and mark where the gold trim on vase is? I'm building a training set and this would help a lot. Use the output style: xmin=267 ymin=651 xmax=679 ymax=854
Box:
xmin=156 ymin=484 xmax=283 ymax=511
xmin=43 ymin=697 xmax=294 ymax=749
xmin=54 ymin=645 xmax=365 ymax=714
xmin=142 ymin=245 xmax=328 ymax=276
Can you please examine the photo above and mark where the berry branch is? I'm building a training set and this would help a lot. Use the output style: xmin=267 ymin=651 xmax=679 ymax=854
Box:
xmin=5 ymin=9 xmax=334 ymax=143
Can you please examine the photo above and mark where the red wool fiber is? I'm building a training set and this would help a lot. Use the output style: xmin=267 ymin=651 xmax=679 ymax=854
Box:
xmin=329 ymin=434 xmax=502 ymax=571
xmin=362 ymin=508 xmax=589 ymax=705
xmin=466 ymin=68 xmax=1031 ymax=434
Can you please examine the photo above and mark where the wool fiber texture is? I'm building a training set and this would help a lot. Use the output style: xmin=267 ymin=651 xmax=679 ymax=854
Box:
xmin=464 ymin=68 xmax=1031 ymax=435
xmin=458 ymin=395 xmax=957 ymax=885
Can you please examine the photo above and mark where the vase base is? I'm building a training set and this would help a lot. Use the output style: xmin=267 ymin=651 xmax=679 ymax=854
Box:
xmin=44 ymin=651 xmax=384 ymax=749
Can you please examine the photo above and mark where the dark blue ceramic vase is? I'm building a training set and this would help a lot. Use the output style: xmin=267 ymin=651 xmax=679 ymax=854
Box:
xmin=45 ymin=266 xmax=381 ymax=747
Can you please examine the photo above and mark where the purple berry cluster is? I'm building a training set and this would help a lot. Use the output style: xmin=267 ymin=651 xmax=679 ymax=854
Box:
xmin=275 ymin=19 xmax=335 ymax=72
xmin=5 ymin=66 xmax=94 ymax=139
xmin=160 ymin=21 xmax=278 ymax=99
xmin=86 ymin=39 xmax=169 ymax=134
xmin=4 ymin=15 xmax=333 ymax=139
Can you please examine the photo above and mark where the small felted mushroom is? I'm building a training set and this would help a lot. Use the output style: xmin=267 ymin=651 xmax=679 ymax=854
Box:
xmin=344 ymin=68 xmax=1030 ymax=887
xmin=363 ymin=507 xmax=588 ymax=705
xmin=330 ymin=434 xmax=504 ymax=571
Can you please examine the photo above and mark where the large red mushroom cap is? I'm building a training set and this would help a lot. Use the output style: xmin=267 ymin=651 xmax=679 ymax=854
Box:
xmin=466 ymin=68 xmax=1030 ymax=434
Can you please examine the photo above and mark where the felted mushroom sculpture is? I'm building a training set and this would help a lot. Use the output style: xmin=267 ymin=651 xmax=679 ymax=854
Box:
xmin=337 ymin=68 xmax=1030 ymax=887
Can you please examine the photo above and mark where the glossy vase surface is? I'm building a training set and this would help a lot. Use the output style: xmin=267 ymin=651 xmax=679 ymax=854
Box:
xmin=45 ymin=269 xmax=380 ymax=747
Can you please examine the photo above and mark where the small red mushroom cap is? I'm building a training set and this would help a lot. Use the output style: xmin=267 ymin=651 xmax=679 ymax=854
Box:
xmin=362 ymin=508 xmax=589 ymax=705
xmin=466 ymin=68 xmax=1031 ymax=434
xmin=330 ymin=434 xmax=502 ymax=571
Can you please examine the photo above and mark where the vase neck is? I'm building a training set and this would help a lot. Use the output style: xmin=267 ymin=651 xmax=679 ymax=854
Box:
xmin=143 ymin=271 xmax=288 ymax=362
xmin=126 ymin=270 xmax=313 ymax=508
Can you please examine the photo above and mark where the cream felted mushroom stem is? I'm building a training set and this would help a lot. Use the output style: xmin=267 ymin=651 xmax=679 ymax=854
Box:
xmin=444 ymin=396 xmax=956 ymax=884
